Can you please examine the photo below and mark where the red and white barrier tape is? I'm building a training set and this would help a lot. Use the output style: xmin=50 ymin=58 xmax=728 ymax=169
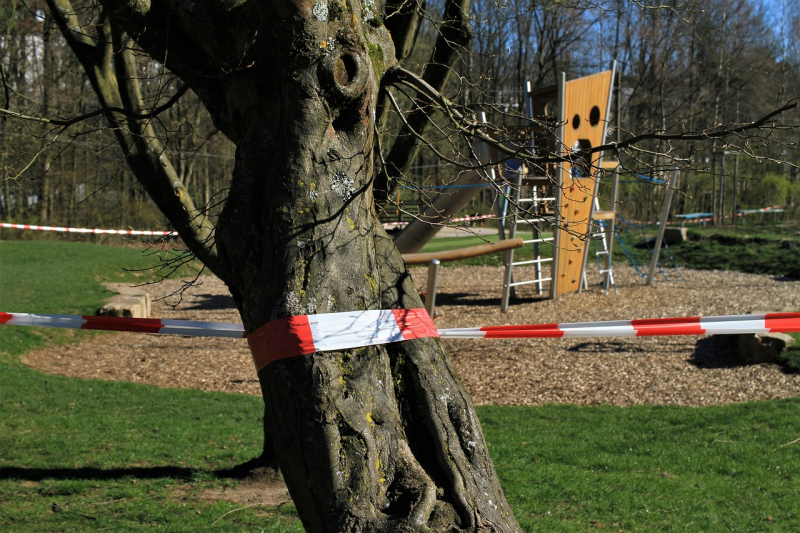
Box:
xmin=438 ymin=313 xmax=800 ymax=338
xmin=736 ymin=205 xmax=783 ymax=215
xmin=0 ymin=313 xmax=244 ymax=337
xmin=247 ymin=309 xmax=438 ymax=369
xmin=3 ymin=215 xmax=496 ymax=236
xmin=448 ymin=214 xmax=495 ymax=223
xmin=0 ymin=222 xmax=174 ymax=236
xmin=3 ymin=311 xmax=798 ymax=370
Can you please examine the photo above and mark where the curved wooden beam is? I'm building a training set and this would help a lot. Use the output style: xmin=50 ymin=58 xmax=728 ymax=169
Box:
xmin=402 ymin=237 xmax=523 ymax=265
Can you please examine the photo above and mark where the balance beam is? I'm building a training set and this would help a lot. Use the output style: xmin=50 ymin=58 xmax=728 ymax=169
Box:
xmin=402 ymin=238 xmax=524 ymax=265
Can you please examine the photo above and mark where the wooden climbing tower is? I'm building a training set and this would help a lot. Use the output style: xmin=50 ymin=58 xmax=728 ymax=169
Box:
xmin=495 ymin=64 xmax=617 ymax=308
xmin=553 ymin=68 xmax=615 ymax=295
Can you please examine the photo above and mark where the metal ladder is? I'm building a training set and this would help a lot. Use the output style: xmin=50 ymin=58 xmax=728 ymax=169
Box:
xmin=500 ymin=170 xmax=559 ymax=312
xmin=585 ymin=197 xmax=616 ymax=293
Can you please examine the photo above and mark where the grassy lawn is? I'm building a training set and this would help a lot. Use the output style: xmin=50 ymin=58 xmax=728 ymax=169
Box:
xmin=670 ymin=226 xmax=800 ymax=279
xmin=487 ymin=401 xmax=800 ymax=531
xmin=421 ymin=220 xmax=800 ymax=280
xmin=2 ymin=240 xmax=800 ymax=531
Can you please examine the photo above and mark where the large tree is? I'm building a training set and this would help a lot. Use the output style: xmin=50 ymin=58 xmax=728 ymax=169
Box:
xmin=4 ymin=0 xmax=796 ymax=530
xmin=37 ymin=0 xmax=521 ymax=530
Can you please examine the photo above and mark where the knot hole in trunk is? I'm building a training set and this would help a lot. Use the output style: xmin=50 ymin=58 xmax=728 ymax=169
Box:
xmin=320 ymin=50 xmax=372 ymax=135
xmin=321 ymin=50 xmax=368 ymax=101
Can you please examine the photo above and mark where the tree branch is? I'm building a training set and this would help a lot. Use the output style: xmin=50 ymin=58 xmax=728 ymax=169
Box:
xmin=387 ymin=66 xmax=800 ymax=168
xmin=0 ymin=84 xmax=190 ymax=127
xmin=375 ymin=0 xmax=472 ymax=200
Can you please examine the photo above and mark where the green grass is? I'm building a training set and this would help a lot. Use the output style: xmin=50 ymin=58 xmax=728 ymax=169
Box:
xmin=0 ymin=240 xmax=203 ymax=356
xmin=417 ymin=233 xmax=549 ymax=267
xmin=484 ymin=400 xmax=800 ymax=531
xmin=0 ymin=358 xmax=301 ymax=532
xmin=3 ymin=240 xmax=800 ymax=531
xmin=668 ymin=226 xmax=800 ymax=279
xmin=611 ymin=221 xmax=800 ymax=279
xmin=0 ymin=240 xmax=302 ymax=531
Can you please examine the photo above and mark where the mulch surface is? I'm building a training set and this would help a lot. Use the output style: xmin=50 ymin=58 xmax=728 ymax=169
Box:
xmin=22 ymin=264 xmax=800 ymax=406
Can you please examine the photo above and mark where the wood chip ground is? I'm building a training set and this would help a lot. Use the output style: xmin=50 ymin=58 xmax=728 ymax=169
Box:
xmin=23 ymin=265 xmax=800 ymax=407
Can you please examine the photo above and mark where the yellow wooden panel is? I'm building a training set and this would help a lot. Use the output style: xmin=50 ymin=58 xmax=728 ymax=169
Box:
xmin=562 ymin=71 xmax=613 ymax=154
xmin=555 ymin=70 xmax=614 ymax=295
xmin=555 ymin=177 xmax=595 ymax=294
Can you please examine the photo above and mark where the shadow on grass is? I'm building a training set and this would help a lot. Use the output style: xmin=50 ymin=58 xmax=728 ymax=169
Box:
xmin=0 ymin=466 xmax=198 ymax=482
xmin=0 ymin=457 xmax=276 ymax=482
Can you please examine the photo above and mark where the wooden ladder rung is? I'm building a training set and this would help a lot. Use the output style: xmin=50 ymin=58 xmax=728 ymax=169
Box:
xmin=592 ymin=210 xmax=616 ymax=221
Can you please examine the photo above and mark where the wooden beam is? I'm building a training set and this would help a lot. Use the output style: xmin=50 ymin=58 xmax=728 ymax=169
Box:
xmin=402 ymin=238 xmax=524 ymax=265
xmin=592 ymin=210 xmax=616 ymax=221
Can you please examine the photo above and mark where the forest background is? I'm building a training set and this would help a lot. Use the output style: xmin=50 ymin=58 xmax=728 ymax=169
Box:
xmin=1 ymin=0 xmax=798 ymax=234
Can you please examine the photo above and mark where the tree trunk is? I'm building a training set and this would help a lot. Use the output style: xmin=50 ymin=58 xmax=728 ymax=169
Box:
xmin=212 ymin=42 xmax=518 ymax=533
xmin=74 ymin=0 xmax=522 ymax=528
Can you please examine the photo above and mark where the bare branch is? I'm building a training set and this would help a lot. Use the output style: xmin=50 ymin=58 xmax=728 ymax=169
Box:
xmin=0 ymin=84 xmax=190 ymax=127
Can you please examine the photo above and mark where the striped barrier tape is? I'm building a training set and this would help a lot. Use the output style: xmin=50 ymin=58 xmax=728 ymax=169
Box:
xmin=736 ymin=205 xmax=784 ymax=215
xmin=3 ymin=311 xmax=799 ymax=370
xmin=438 ymin=313 xmax=800 ymax=338
xmin=0 ymin=222 xmax=174 ymax=236
xmin=246 ymin=309 xmax=438 ymax=369
xmin=0 ymin=313 xmax=245 ymax=337
xmin=448 ymin=214 xmax=495 ymax=223
xmin=3 ymin=215 xmax=496 ymax=236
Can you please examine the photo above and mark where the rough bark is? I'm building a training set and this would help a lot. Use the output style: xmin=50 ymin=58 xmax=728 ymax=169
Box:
xmin=83 ymin=0 xmax=520 ymax=529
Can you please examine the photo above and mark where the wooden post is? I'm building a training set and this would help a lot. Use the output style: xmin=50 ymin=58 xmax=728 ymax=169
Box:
xmin=425 ymin=260 xmax=440 ymax=317
xmin=550 ymin=72 xmax=566 ymax=300
xmin=646 ymin=170 xmax=676 ymax=285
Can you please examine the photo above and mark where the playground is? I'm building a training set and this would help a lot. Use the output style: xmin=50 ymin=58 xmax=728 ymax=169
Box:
xmin=21 ymin=262 xmax=800 ymax=407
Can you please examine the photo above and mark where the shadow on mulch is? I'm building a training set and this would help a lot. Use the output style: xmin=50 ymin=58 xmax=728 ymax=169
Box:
xmin=689 ymin=336 xmax=744 ymax=369
xmin=434 ymin=292 xmax=548 ymax=307
xmin=567 ymin=341 xmax=647 ymax=354
xmin=772 ymin=275 xmax=800 ymax=282
xmin=185 ymin=293 xmax=236 ymax=310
